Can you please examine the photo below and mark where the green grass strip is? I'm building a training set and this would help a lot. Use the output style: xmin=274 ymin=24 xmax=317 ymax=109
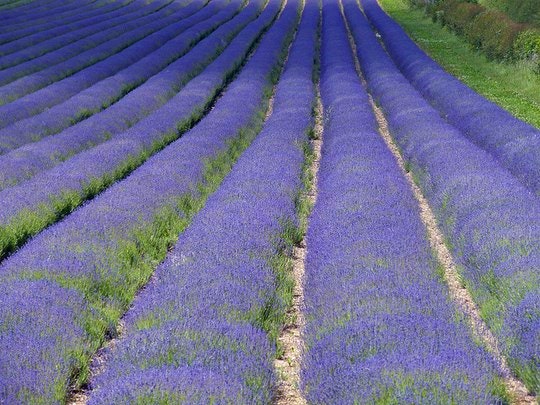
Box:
xmin=378 ymin=0 xmax=540 ymax=129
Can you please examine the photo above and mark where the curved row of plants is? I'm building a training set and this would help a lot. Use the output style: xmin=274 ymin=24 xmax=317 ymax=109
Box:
xmin=0 ymin=0 xmax=300 ymax=401
xmin=358 ymin=0 xmax=539 ymax=393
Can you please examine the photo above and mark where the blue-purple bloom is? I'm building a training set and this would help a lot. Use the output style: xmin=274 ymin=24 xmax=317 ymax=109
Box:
xmin=362 ymin=0 xmax=540 ymax=196
xmin=0 ymin=0 xmax=186 ymax=103
xmin=350 ymin=0 xmax=539 ymax=392
xmin=0 ymin=0 xmax=221 ymax=144
xmin=301 ymin=1 xmax=502 ymax=402
xmin=0 ymin=0 xmax=136 ymax=52
xmin=0 ymin=0 xmax=302 ymax=401
xmin=0 ymin=0 xmax=231 ymax=142
xmin=0 ymin=0 xmax=257 ymax=189
xmin=90 ymin=2 xmax=316 ymax=401
xmin=0 ymin=0 xmax=274 ymax=260
xmin=0 ymin=0 xmax=168 ymax=65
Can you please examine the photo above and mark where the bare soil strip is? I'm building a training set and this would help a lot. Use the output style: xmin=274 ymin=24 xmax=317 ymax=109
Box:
xmin=340 ymin=2 xmax=536 ymax=403
xmin=370 ymin=101 xmax=536 ymax=405
xmin=68 ymin=320 xmax=126 ymax=405
xmin=273 ymin=87 xmax=322 ymax=405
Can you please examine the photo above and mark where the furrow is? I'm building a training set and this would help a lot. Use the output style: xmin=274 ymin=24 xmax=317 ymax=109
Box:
xmin=0 ymin=0 xmax=298 ymax=401
xmin=0 ymin=0 xmax=226 ymax=145
xmin=344 ymin=0 xmax=539 ymax=397
xmin=300 ymin=0 xmax=506 ymax=402
xmin=84 ymin=2 xmax=319 ymax=402
xmin=0 ymin=0 xmax=183 ymax=102
xmin=0 ymin=0 xmax=273 ymax=261
xmin=273 ymin=6 xmax=320 ymax=405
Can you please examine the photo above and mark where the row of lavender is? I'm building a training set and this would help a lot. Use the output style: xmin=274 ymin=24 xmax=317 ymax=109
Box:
xmin=363 ymin=0 xmax=540 ymax=197
xmin=0 ymin=0 xmax=243 ymax=168
xmin=0 ymin=0 xmax=188 ymax=103
xmin=0 ymin=0 xmax=301 ymax=401
xmin=0 ymin=0 xmax=238 ymax=161
xmin=351 ymin=0 xmax=539 ymax=393
xmin=89 ymin=2 xmax=318 ymax=400
xmin=0 ymin=0 xmax=211 ymax=128
xmin=0 ymin=0 xmax=156 ymax=66
xmin=0 ymin=0 xmax=135 ymax=52
xmin=0 ymin=0 xmax=98 ymax=27
xmin=0 ymin=0 xmax=269 ymax=261
xmin=0 ymin=0 xmax=99 ymax=24
xmin=0 ymin=0 xmax=537 ymax=401
xmin=300 ymin=0 xmax=504 ymax=402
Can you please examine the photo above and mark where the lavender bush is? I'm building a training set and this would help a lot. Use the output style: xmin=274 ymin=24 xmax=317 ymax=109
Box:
xmin=363 ymin=0 xmax=540 ymax=196
xmin=90 ymin=2 xmax=316 ymax=401
xmin=0 ymin=0 xmax=183 ymax=102
xmin=0 ymin=0 xmax=300 ymax=400
xmin=0 ymin=0 xmax=99 ymax=28
xmin=0 ymin=0 xmax=134 ymax=49
xmin=301 ymin=1 xmax=504 ymax=402
xmin=0 ymin=0 xmax=259 ymax=189
xmin=0 ymin=0 xmax=214 ymax=127
xmin=0 ymin=0 xmax=274 ymax=259
xmin=0 ymin=0 xmax=100 ymax=20
xmin=0 ymin=0 xmax=153 ymax=60
xmin=0 ymin=0 xmax=226 ymax=140
xmin=349 ymin=0 xmax=539 ymax=392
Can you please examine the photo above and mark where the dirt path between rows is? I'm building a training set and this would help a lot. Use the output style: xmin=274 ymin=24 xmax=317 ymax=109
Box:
xmin=273 ymin=85 xmax=323 ymax=404
xmin=68 ymin=319 xmax=126 ymax=405
xmin=370 ymin=99 xmax=536 ymax=405
xmin=341 ymin=1 xmax=536 ymax=402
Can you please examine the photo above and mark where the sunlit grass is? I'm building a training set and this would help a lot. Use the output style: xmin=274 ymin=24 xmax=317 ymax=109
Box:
xmin=378 ymin=0 xmax=540 ymax=129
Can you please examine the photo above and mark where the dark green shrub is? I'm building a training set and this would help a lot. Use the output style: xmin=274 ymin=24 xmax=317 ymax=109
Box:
xmin=438 ymin=0 xmax=483 ymax=34
xmin=466 ymin=9 xmax=524 ymax=59
xmin=507 ymin=0 xmax=540 ymax=26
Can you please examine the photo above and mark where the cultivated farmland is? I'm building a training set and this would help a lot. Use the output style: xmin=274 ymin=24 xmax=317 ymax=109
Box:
xmin=0 ymin=0 xmax=538 ymax=403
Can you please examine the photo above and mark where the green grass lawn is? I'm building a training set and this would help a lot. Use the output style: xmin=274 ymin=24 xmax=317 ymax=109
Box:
xmin=377 ymin=0 xmax=540 ymax=129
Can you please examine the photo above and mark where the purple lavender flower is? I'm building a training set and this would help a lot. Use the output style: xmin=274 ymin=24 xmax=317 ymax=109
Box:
xmin=362 ymin=0 xmax=540 ymax=196
xmin=0 ymin=0 xmax=228 ymax=139
xmin=91 ymin=3 xmax=316 ymax=401
xmin=0 ymin=0 xmax=254 ymax=187
xmin=0 ymin=0 xmax=136 ymax=50
xmin=0 ymin=0 xmax=185 ymax=103
xmin=347 ymin=0 xmax=539 ymax=392
xmin=301 ymin=1 xmax=502 ymax=402
xmin=0 ymin=0 xmax=166 ymax=66
xmin=0 ymin=0 xmax=273 ymax=260
xmin=0 ymin=0 xmax=303 ymax=400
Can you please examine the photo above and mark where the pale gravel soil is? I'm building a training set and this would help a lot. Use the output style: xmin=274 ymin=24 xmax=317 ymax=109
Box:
xmin=370 ymin=99 xmax=537 ymax=405
xmin=67 ymin=320 xmax=126 ymax=405
xmin=273 ymin=88 xmax=322 ymax=405
xmin=340 ymin=1 xmax=536 ymax=403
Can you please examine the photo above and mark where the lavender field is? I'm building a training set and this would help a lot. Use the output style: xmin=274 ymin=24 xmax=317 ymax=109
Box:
xmin=0 ymin=0 xmax=538 ymax=403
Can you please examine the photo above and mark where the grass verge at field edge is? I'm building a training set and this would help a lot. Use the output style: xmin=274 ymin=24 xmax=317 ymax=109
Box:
xmin=377 ymin=0 xmax=540 ymax=129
